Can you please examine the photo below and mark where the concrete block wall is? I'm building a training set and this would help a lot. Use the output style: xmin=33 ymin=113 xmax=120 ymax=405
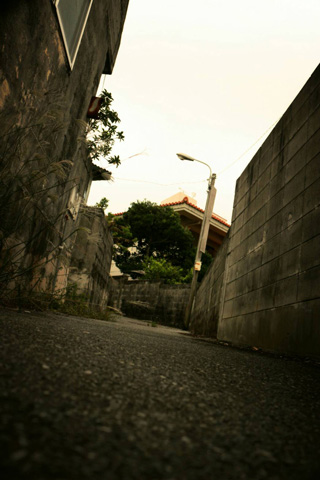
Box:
xmin=157 ymin=284 xmax=191 ymax=328
xmin=111 ymin=280 xmax=191 ymax=328
xmin=218 ymin=64 xmax=320 ymax=356
xmin=191 ymin=64 xmax=320 ymax=357
xmin=190 ymin=233 xmax=230 ymax=337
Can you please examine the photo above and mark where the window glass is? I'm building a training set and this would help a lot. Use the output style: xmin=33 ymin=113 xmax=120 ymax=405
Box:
xmin=55 ymin=0 xmax=93 ymax=69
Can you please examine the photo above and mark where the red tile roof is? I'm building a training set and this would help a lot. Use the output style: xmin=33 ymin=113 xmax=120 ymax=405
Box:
xmin=113 ymin=197 xmax=230 ymax=227
xmin=161 ymin=197 xmax=230 ymax=227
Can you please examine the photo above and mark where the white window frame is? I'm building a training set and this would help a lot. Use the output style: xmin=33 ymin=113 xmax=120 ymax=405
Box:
xmin=53 ymin=0 xmax=93 ymax=70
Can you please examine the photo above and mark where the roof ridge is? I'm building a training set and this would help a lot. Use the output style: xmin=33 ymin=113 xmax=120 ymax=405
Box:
xmin=112 ymin=199 xmax=230 ymax=227
xmin=160 ymin=199 xmax=230 ymax=227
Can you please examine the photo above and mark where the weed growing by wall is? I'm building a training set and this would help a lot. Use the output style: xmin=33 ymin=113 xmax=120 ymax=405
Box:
xmin=0 ymin=96 xmax=79 ymax=303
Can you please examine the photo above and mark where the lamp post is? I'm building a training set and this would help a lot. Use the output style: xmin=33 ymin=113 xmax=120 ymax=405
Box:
xmin=177 ymin=153 xmax=217 ymax=328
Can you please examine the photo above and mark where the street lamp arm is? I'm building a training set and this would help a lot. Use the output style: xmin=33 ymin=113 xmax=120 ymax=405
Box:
xmin=176 ymin=153 xmax=212 ymax=178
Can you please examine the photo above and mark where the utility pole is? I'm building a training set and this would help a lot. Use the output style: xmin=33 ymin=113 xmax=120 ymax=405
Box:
xmin=184 ymin=174 xmax=216 ymax=328
xmin=176 ymin=153 xmax=217 ymax=329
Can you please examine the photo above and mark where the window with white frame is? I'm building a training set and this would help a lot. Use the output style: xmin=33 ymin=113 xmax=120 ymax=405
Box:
xmin=53 ymin=0 xmax=93 ymax=69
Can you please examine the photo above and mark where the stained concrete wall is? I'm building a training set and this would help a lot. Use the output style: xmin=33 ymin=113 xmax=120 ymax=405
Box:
xmin=0 ymin=0 xmax=129 ymax=295
xmin=111 ymin=280 xmax=191 ymax=328
xmin=68 ymin=207 xmax=113 ymax=309
xmin=191 ymin=64 xmax=320 ymax=357
xmin=190 ymin=232 xmax=230 ymax=337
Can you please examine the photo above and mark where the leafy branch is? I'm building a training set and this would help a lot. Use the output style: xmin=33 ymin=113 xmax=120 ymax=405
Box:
xmin=86 ymin=90 xmax=125 ymax=167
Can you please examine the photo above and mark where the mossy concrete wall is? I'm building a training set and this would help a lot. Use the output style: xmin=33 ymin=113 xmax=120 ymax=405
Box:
xmin=68 ymin=207 xmax=114 ymax=309
xmin=190 ymin=233 xmax=229 ymax=337
xmin=111 ymin=280 xmax=191 ymax=329
xmin=0 ymin=0 xmax=129 ymax=294
xmin=191 ymin=64 xmax=320 ymax=357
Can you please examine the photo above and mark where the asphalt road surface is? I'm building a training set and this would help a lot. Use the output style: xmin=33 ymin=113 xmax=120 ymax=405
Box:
xmin=1 ymin=308 xmax=319 ymax=480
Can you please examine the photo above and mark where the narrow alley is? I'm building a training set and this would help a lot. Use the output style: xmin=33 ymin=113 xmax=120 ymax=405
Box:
xmin=1 ymin=309 xmax=319 ymax=480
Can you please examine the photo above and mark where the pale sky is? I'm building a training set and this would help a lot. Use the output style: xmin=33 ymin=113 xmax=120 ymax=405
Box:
xmin=88 ymin=0 xmax=320 ymax=223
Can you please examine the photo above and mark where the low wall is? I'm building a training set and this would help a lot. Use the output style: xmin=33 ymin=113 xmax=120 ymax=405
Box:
xmin=110 ymin=280 xmax=190 ymax=328
xmin=191 ymin=64 xmax=320 ymax=357
xmin=68 ymin=206 xmax=113 ymax=309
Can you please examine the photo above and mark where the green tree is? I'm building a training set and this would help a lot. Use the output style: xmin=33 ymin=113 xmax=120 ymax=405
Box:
xmin=95 ymin=197 xmax=109 ymax=210
xmin=143 ymin=257 xmax=183 ymax=284
xmin=112 ymin=200 xmax=195 ymax=280
xmin=86 ymin=89 xmax=124 ymax=167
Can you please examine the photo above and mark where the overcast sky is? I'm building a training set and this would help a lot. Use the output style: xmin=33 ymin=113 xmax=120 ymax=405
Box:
xmin=88 ymin=0 xmax=320 ymax=222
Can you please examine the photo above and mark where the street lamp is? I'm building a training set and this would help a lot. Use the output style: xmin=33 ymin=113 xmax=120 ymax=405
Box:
xmin=177 ymin=153 xmax=213 ymax=178
xmin=177 ymin=153 xmax=217 ymax=328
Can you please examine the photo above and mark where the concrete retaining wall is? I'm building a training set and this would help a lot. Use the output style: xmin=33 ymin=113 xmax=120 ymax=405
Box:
xmin=190 ymin=233 xmax=230 ymax=337
xmin=111 ymin=280 xmax=191 ymax=328
xmin=68 ymin=207 xmax=113 ymax=309
xmin=0 ymin=0 xmax=129 ymax=295
xmin=191 ymin=64 xmax=320 ymax=357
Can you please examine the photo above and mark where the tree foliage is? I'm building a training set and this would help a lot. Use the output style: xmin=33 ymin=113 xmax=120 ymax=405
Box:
xmin=95 ymin=197 xmax=109 ymax=210
xmin=86 ymin=90 xmax=124 ymax=167
xmin=112 ymin=200 xmax=196 ymax=280
xmin=143 ymin=257 xmax=184 ymax=284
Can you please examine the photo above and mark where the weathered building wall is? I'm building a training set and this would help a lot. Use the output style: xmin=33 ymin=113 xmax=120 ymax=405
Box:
xmin=192 ymin=64 xmax=320 ymax=357
xmin=0 ymin=0 xmax=129 ymax=297
xmin=68 ymin=207 xmax=114 ymax=309
xmin=111 ymin=280 xmax=191 ymax=328
xmin=190 ymin=233 xmax=229 ymax=337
